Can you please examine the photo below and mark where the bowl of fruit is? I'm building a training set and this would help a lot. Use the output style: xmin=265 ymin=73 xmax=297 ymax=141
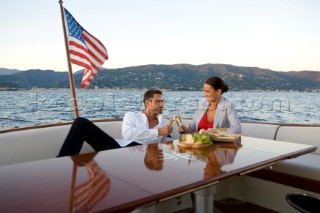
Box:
xmin=178 ymin=133 xmax=213 ymax=148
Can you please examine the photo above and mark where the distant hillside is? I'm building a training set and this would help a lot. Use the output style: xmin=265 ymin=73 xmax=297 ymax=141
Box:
xmin=0 ymin=68 xmax=21 ymax=75
xmin=0 ymin=69 xmax=69 ymax=88
xmin=285 ymin=71 xmax=320 ymax=81
xmin=0 ymin=64 xmax=319 ymax=91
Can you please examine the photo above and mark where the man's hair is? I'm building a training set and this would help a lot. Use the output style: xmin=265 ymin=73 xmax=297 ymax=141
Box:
xmin=143 ymin=89 xmax=162 ymax=107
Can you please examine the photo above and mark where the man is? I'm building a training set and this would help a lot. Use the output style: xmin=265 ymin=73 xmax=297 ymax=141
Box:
xmin=122 ymin=89 xmax=172 ymax=143
xmin=57 ymin=89 xmax=173 ymax=157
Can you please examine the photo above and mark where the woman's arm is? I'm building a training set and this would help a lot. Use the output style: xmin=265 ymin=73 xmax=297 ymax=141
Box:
xmin=226 ymin=103 xmax=241 ymax=133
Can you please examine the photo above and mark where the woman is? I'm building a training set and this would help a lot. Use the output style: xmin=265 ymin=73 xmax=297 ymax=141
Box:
xmin=182 ymin=77 xmax=241 ymax=133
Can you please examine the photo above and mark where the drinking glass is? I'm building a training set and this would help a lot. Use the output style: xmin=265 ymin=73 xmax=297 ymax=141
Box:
xmin=176 ymin=112 xmax=185 ymax=133
xmin=169 ymin=114 xmax=176 ymax=126
xmin=176 ymin=111 xmax=183 ymax=126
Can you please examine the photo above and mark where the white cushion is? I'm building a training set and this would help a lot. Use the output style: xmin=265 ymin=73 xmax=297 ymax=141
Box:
xmin=95 ymin=121 xmax=123 ymax=139
xmin=272 ymin=153 xmax=320 ymax=181
xmin=241 ymin=123 xmax=280 ymax=140
xmin=0 ymin=121 xmax=124 ymax=166
xmin=0 ymin=125 xmax=70 ymax=165
xmin=276 ymin=126 xmax=320 ymax=154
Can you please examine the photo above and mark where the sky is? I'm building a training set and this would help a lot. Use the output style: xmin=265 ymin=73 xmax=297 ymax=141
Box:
xmin=1 ymin=0 xmax=320 ymax=72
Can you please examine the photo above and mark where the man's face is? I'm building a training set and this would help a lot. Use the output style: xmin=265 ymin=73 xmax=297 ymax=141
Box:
xmin=146 ymin=93 xmax=164 ymax=115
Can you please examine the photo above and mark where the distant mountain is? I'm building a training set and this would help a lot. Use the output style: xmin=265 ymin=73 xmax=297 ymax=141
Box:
xmin=0 ymin=69 xmax=69 ymax=88
xmin=0 ymin=64 xmax=319 ymax=91
xmin=0 ymin=68 xmax=21 ymax=75
xmin=285 ymin=71 xmax=320 ymax=81
xmin=74 ymin=69 xmax=85 ymax=75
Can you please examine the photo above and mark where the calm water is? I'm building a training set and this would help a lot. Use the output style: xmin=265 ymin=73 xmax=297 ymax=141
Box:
xmin=0 ymin=90 xmax=319 ymax=130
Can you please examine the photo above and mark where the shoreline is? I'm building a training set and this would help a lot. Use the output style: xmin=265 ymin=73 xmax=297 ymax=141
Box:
xmin=0 ymin=88 xmax=319 ymax=93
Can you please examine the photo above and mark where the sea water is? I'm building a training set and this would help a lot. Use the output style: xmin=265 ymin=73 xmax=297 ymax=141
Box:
xmin=0 ymin=90 xmax=319 ymax=130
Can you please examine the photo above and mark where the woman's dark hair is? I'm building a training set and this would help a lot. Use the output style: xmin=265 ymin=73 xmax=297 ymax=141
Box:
xmin=205 ymin=77 xmax=229 ymax=93
xmin=143 ymin=89 xmax=162 ymax=107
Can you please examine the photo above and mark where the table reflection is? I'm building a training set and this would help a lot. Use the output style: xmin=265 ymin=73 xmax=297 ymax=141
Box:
xmin=178 ymin=143 xmax=241 ymax=179
xmin=203 ymin=148 xmax=238 ymax=178
xmin=144 ymin=144 xmax=164 ymax=171
xmin=70 ymin=153 xmax=110 ymax=213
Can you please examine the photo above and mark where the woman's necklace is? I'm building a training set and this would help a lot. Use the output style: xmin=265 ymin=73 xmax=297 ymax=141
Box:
xmin=207 ymin=96 xmax=221 ymax=111
xmin=207 ymin=105 xmax=217 ymax=111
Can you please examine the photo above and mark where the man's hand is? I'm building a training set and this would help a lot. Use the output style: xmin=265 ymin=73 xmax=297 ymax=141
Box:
xmin=158 ymin=125 xmax=173 ymax=136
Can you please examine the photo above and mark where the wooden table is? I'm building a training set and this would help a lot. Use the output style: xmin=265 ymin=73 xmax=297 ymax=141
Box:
xmin=0 ymin=136 xmax=316 ymax=213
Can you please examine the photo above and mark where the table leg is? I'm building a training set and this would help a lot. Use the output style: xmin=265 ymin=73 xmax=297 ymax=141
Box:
xmin=193 ymin=185 xmax=216 ymax=213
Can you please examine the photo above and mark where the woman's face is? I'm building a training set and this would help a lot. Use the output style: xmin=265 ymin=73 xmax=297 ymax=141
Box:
xmin=203 ymin=83 xmax=221 ymax=102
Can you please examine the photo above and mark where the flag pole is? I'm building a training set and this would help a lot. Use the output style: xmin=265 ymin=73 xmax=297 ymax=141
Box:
xmin=59 ymin=0 xmax=79 ymax=118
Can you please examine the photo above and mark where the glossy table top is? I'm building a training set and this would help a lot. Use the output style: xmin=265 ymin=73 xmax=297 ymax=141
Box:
xmin=0 ymin=136 xmax=316 ymax=212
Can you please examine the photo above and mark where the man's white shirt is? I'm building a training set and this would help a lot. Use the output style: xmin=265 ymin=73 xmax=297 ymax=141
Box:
xmin=116 ymin=111 xmax=170 ymax=146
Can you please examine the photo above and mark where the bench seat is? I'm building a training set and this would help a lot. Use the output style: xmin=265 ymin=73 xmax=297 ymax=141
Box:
xmin=276 ymin=126 xmax=320 ymax=154
xmin=266 ymin=125 xmax=320 ymax=189
xmin=272 ymin=153 xmax=320 ymax=182
xmin=240 ymin=122 xmax=280 ymax=140
xmin=0 ymin=120 xmax=124 ymax=166
xmin=0 ymin=125 xmax=71 ymax=165
xmin=245 ymin=125 xmax=320 ymax=207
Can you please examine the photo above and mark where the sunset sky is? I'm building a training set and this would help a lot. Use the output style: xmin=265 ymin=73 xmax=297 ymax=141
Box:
xmin=1 ymin=0 xmax=319 ymax=72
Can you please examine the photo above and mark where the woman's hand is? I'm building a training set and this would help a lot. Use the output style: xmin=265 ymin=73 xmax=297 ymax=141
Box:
xmin=179 ymin=124 xmax=190 ymax=133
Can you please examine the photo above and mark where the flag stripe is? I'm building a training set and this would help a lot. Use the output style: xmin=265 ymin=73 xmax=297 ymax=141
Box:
xmin=69 ymin=50 xmax=91 ymax=65
xmin=70 ymin=58 xmax=91 ymax=71
xmin=69 ymin=39 xmax=90 ymax=55
xmin=83 ymin=32 xmax=108 ymax=60
xmin=82 ymin=72 xmax=95 ymax=85
xmin=84 ymin=31 xmax=108 ymax=57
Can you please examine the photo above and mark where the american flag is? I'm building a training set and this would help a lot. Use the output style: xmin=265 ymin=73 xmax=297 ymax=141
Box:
xmin=64 ymin=8 xmax=108 ymax=89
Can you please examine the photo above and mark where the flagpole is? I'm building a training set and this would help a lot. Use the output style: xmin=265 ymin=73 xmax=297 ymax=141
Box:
xmin=59 ymin=0 xmax=79 ymax=118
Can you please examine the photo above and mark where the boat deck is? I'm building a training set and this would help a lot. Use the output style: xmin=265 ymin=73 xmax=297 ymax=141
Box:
xmin=214 ymin=199 xmax=279 ymax=213
xmin=176 ymin=198 xmax=278 ymax=213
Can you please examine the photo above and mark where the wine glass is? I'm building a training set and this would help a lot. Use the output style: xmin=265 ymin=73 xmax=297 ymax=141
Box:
xmin=176 ymin=112 xmax=185 ymax=133
xmin=169 ymin=114 xmax=176 ymax=126
xmin=175 ymin=111 xmax=182 ymax=126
